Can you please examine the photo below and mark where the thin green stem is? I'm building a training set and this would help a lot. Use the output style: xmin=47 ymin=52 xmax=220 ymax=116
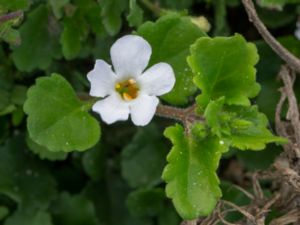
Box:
xmin=139 ymin=0 xmax=162 ymax=16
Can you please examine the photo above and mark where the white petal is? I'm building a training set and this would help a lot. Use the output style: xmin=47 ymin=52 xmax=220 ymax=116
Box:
xmin=92 ymin=94 xmax=129 ymax=124
xmin=295 ymin=28 xmax=300 ymax=40
xmin=110 ymin=35 xmax=151 ymax=78
xmin=130 ymin=94 xmax=159 ymax=126
xmin=139 ymin=63 xmax=175 ymax=96
xmin=87 ymin=60 xmax=117 ymax=97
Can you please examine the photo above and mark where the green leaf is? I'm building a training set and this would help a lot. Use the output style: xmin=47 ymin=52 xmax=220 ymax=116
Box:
xmin=0 ymin=206 xmax=9 ymax=221
xmin=12 ymin=5 xmax=61 ymax=72
xmin=137 ymin=13 xmax=207 ymax=105
xmin=213 ymin=0 xmax=229 ymax=36
xmin=257 ymin=6 xmax=296 ymax=29
xmin=0 ymin=0 xmax=29 ymax=11
xmin=121 ymin=124 xmax=168 ymax=188
xmin=26 ymin=136 xmax=68 ymax=161
xmin=0 ymin=23 xmax=21 ymax=45
xmin=84 ymin=177 xmax=152 ymax=225
xmin=157 ymin=204 xmax=180 ymax=225
xmin=0 ymin=89 xmax=10 ymax=112
xmin=162 ymin=124 xmax=228 ymax=219
xmin=77 ymin=0 xmax=105 ymax=36
xmin=49 ymin=0 xmax=70 ymax=19
xmin=237 ymin=145 xmax=282 ymax=170
xmin=227 ymin=106 xmax=286 ymax=150
xmin=60 ymin=13 xmax=87 ymax=60
xmin=4 ymin=209 xmax=53 ymax=225
xmin=11 ymin=85 xmax=27 ymax=105
xmin=24 ymin=74 xmax=101 ymax=152
xmin=101 ymin=0 xmax=126 ymax=36
xmin=204 ymin=97 xmax=229 ymax=137
xmin=204 ymin=99 xmax=286 ymax=150
xmin=127 ymin=0 xmax=143 ymax=27
xmin=82 ymin=143 xmax=105 ymax=181
xmin=0 ymin=11 xmax=23 ymax=45
xmin=159 ymin=0 xmax=193 ymax=9
xmin=126 ymin=188 xmax=165 ymax=218
xmin=51 ymin=192 xmax=100 ymax=225
xmin=0 ymin=136 xmax=57 ymax=210
xmin=188 ymin=34 xmax=261 ymax=110
xmin=257 ymin=0 xmax=300 ymax=9
xmin=12 ymin=106 xmax=25 ymax=126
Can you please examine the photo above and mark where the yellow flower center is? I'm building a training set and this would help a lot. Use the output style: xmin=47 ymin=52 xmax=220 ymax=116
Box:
xmin=115 ymin=78 xmax=139 ymax=101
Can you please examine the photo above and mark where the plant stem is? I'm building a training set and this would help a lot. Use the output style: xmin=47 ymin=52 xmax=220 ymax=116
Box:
xmin=0 ymin=11 xmax=23 ymax=24
xmin=139 ymin=0 xmax=162 ymax=16
xmin=242 ymin=0 xmax=300 ymax=73
xmin=155 ymin=104 xmax=187 ymax=121
xmin=77 ymin=93 xmax=203 ymax=125
xmin=186 ymin=220 xmax=198 ymax=225
xmin=156 ymin=104 xmax=203 ymax=125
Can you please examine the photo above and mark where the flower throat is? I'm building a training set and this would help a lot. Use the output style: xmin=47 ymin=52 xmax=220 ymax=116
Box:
xmin=115 ymin=79 xmax=139 ymax=101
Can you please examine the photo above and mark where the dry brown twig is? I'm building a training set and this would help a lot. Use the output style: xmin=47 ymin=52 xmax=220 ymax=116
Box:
xmin=192 ymin=2 xmax=300 ymax=224
xmin=269 ymin=209 xmax=300 ymax=225
xmin=276 ymin=65 xmax=300 ymax=175
xmin=241 ymin=0 xmax=300 ymax=73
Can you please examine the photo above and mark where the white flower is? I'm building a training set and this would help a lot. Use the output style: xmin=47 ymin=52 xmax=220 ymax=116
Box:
xmin=296 ymin=21 xmax=300 ymax=40
xmin=87 ymin=35 xmax=175 ymax=126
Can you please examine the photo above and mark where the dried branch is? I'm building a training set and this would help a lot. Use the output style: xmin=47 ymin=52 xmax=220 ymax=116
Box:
xmin=0 ymin=10 xmax=23 ymax=24
xmin=217 ymin=204 xmax=239 ymax=225
xmin=222 ymin=200 xmax=256 ymax=222
xmin=252 ymin=172 xmax=264 ymax=200
xmin=241 ymin=0 xmax=300 ymax=73
xmin=232 ymin=184 xmax=255 ymax=200
xmin=269 ymin=209 xmax=300 ymax=225
xmin=278 ymin=66 xmax=300 ymax=145
xmin=156 ymin=104 xmax=204 ymax=129
xmin=186 ymin=220 xmax=198 ymax=225
xmin=276 ymin=65 xmax=300 ymax=176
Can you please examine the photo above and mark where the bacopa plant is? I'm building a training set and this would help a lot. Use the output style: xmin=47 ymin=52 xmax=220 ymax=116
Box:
xmin=1 ymin=0 xmax=300 ymax=225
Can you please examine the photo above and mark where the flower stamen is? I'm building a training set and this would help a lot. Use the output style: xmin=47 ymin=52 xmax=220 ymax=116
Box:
xmin=115 ymin=78 xmax=139 ymax=101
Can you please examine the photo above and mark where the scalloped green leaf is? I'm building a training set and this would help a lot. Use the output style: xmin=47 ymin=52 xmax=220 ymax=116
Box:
xmin=4 ymin=209 xmax=53 ymax=225
xmin=11 ymin=5 xmax=61 ymax=72
xmin=160 ymin=0 xmax=193 ymax=9
xmin=121 ymin=124 xmax=168 ymax=188
xmin=188 ymin=34 xmax=261 ymax=111
xmin=26 ymin=136 xmax=67 ymax=161
xmin=49 ymin=0 xmax=69 ymax=19
xmin=101 ymin=0 xmax=126 ymax=36
xmin=126 ymin=188 xmax=165 ymax=218
xmin=258 ymin=0 xmax=300 ymax=9
xmin=127 ymin=0 xmax=143 ymax=27
xmin=0 ymin=9 xmax=23 ymax=45
xmin=0 ymin=206 xmax=9 ymax=221
xmin=0 ymin=136 xmax=57 ymax=210
xmin=225 ymin=105 xmax=286 ymax=150
xmin=60 ymin=13 xmax=87 ymax=60
xmin=0 ymin=0 xmax=29 ymax=11
xmin=82 ymin=143 xmax=105 ymax=181
xmin=162 ymin=124 xmax=228 ymax=219
xmin=205 ymin=99 xmax=286 ymax=150
xmin=0 ymin=19 xmax=21 ymax=45
xmin=51 ymin=192 xmax=100 ymax=225
xmin=137 ymin=14 xmax=207 ymax=105
xmin=24 ymin=74 xmax=100 ymax=152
